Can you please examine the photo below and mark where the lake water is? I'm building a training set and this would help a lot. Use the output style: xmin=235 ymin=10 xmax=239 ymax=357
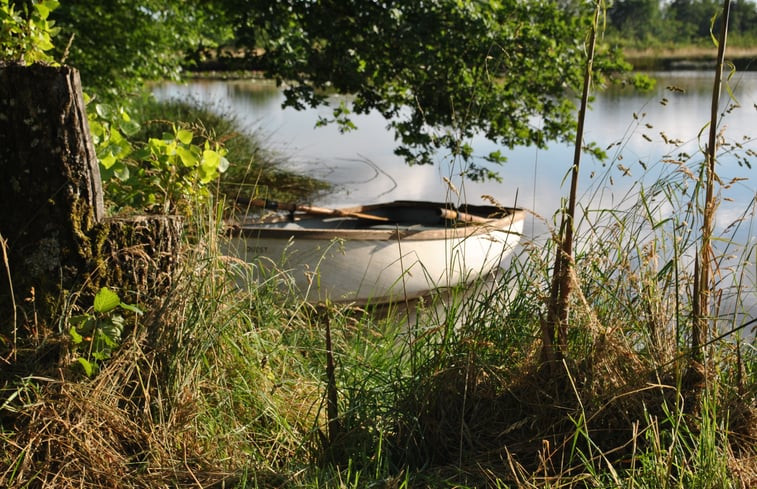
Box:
xmin=153 ymin=71 xmax=757 ymax=329
xmin=154 ymin=71 xmax=756 ymax=235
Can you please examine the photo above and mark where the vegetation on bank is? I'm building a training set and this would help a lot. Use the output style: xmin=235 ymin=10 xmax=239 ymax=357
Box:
xmin=120 ymin=95 xmax=329 ymax=209
xmin=1 ymin=159 xmax=754 ymax=487
xmin=622 ymin=45 xmax=757 ymax=71
xmin=1 ymin=0 xmax=755 ymax=487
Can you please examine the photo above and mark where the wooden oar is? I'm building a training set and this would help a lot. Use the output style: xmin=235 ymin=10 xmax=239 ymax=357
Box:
xmin=238 ymin=197 xmax=391 ymax=222
xmin=438 ymin=207 xmax=490 ymax=224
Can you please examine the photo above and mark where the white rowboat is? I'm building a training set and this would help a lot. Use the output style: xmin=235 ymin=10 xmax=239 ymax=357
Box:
xmin=227 ymin=200 xmax=525 ymax=304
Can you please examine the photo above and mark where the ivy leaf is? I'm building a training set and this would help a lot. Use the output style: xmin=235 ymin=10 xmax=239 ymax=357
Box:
xmin=94 ymin=287 xmax=120 ymax=314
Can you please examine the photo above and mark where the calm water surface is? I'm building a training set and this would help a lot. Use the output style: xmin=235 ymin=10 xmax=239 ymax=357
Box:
xmin=154 ymin=72 xmax=756 ymax=235
xmin=153 ymin=71 xmax=757 ymax=325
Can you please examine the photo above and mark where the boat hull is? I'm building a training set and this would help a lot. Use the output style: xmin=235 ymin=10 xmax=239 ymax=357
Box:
xmin=227 ymin=201 xmax=525 ymax=304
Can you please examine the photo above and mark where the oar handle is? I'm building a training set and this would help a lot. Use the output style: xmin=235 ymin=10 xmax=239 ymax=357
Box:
xmin=297 ymin=204 xmax=391 ymax=222
xmin=438 ymin=207 xmax=489 ymax=224
xmin=238 ymin=197 xmax=390 ymax=222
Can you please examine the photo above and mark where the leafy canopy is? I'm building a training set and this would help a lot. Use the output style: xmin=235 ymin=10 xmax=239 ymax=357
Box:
xmin=0 ymin=0 xmax=59 ymax=64
xmin=231 ymin=0 xmax=625 ymax=177
xmin=22 ymin=1 xmax=630 ymax=181
xmin=50 ymin=0 xmax=232 ymax=98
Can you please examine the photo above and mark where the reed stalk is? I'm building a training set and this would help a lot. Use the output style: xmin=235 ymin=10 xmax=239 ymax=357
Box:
xmin=692 ymin=0 xmax=731 ymax=366
xmin=545 ymin=1 xmax=602 ymax=363
xmin=321 ymin=306 xmax=341 ymax=445
xmin=0 ymin=232 xmax=16 ymax=361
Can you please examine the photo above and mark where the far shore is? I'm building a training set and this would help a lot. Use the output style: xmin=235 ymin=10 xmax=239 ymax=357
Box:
xmin=623 ymin=46 xmax=757 ymax=70
xmin=182 ymin=45 xmax=757 ymax=76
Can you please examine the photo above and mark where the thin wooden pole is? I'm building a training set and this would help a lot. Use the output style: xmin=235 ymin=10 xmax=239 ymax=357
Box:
xmin=693 ymin=0 xmax=731 ymax=363
xmin=545 ymin=2 xmax=600 ymax=362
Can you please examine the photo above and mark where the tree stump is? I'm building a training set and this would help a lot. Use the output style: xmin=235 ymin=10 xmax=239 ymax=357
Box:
xmin=0 ymin=64 xmax=183 ymax=348
xmin=0 ymin=64 xmax=104 ymax=334
xmin=99 ymin=215 xmax=184 ymax=306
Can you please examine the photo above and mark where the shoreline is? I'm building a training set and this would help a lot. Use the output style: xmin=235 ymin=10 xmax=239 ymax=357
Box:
xmin=623 ymin=46 xmax=757 ymax=71
xmin=182 ymin=46 xmax=757 ymax=78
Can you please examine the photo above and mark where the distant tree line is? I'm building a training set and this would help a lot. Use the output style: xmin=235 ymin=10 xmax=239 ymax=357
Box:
xmin=607 ymin=0 xmax=757 ymax=46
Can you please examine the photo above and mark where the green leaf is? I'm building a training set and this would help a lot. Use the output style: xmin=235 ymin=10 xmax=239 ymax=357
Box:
xmin=217 ymin=156 xmax=230 ymax=173
xmin=119 ymin=302 xmax=143 ymax=315
xmin=201 ymin=149 xmax=221 ymax=171
xmin=69 ymin=314 xmax=93 ymax=333
xmin=77 ymin=357 xmax=96 ymax=377
xmin=198 ymin=167 xmax=216 ymax=184
xmin=176 ymin=129 xmax=194 ymax=145
xmin=119 ymin=118 xmax=141 ymax=137
xmin=113 ymin=162 xmax=130 ymax=181
xmin=69 ymin=326 xmax=83 ymax=345
xmin=95 ymin=103 xmax=115 ymax=121
xmin=35 ymin=36 xmax=54 ymax=52
xmin=36 ymin=1 xmax=60 ymax=19
xmin=94 ymin=287 xmax=120 ymax=313
xmin=100 ymin=315 xmax=124 ymax=345
xmin=131 ymin=147 xmax=151 ymax=161
xmin=148 ymin=138 xmax=167 ymax=153
xmin=176 ymin=145 xmax=198 ymax=167
xmin=99 ymin=152 xmax=117 ymax=170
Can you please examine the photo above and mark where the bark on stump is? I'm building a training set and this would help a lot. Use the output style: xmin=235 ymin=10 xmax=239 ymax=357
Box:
xmin=0 ymin=64 xmax=104 ymax=334
xmin=100 ymin=215 xmax=184 ymax=307
xmin=0 ymin=64 xmax=182 ymax=347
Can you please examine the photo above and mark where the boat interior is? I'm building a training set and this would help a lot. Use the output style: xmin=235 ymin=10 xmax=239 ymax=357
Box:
xmin=240 ymin=201 xmax=514 ymax=230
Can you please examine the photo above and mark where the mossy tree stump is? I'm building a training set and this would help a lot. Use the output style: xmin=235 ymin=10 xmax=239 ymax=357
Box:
xmin=99 ymin=215 xmax=184 ymax=306
xmin=0 ymin=63 xmax=182 ymax=348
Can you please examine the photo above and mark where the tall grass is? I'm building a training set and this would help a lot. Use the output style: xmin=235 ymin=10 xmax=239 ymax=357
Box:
xmin=1 ymin=155 xmax=754 ymax=487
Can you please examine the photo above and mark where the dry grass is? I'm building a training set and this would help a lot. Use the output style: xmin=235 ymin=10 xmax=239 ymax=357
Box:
xmin=0 ymin=319 xmax=235 ymax=488
xmin=388 ymin=315 xmax=756 ymax=488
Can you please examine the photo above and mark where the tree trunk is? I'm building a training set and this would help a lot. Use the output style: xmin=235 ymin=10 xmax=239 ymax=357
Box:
xmin=0 ymin=64 xmax=104 ymax=334
xmin=100 ymin=215 xmax=184 ymax=306
xmin=0 ymin=64 xmax=183 ymax=350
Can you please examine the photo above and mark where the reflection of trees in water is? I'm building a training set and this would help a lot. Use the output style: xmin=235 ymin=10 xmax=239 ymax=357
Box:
xmin=228 ymin=80 xmax=281 ymax=107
